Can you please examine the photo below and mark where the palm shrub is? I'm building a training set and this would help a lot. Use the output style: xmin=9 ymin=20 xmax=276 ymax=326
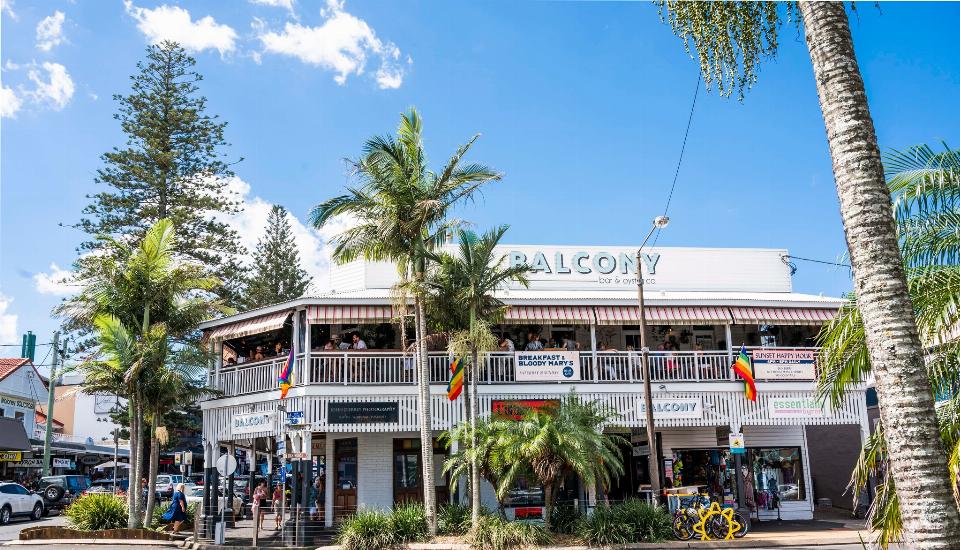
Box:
xmin=549 ymin=501 xmax=581 ymax=535
xmin=65 ymin=493 xmax=128 ymax=531
xmin=576 ymin=505 xmax=632 ymax=546
xmin=469 ymin=514 xmax=552 ymax=550
xmin=336 ymin=509 xmax=396 ymax=550
xmin=390 ymin=503 xmax=428 ymax=543
xmin=150 ymin=502 xmax=199 ymax=531
xmin=438 ymin=503 xmax=471 ymax=535
xmin=577 ymin=500 xmax=671 ymax=546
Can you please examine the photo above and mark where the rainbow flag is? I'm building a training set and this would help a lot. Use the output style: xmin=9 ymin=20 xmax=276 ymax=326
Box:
xmin=278 ymin=348 xmax=294 ymax=399
xmin=731 ymin=345 xmax=757 ymax=402
xmin=447 ymin=357 xmax=464 ymax=401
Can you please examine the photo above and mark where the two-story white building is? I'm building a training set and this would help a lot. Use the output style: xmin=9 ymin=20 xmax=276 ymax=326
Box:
xmin=198 ymin=246 xmax=868 ymax=524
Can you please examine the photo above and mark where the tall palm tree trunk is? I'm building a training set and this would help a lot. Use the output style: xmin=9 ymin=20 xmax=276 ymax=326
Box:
xmin=128 ymin=398 xmax=143 ymax=527
xmin=144 ymin=414 xmax=160 ymax=526
xmin=414 ymin=294 xmax=437 ymax=535
xmin=800 ymin=3 xmax=960 ymax=547
xmin=470 ymin=345 xmax=481 ymax=529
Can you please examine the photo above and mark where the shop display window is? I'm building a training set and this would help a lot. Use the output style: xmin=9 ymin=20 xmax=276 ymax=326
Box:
xmin=749 ymin=447 xmax=805 ymax=503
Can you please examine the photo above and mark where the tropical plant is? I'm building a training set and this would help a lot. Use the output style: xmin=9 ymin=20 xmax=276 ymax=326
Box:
xmin=390 ymin=503 xmax=429 ymax=543
xmin=336 ymin=509 xmax=396 ymax=550
xmin=66 ymin=493 xmax=128 ymax=531
xmin=468 ymin=514 xmax=552 ymax=550
xmin=427 ymin=225 xmax=529 ymax=528
xmin=437 ymin=503 xmax=471 ymax=536
xmin=654 ymin=2 xmax=960 ymax=544
xmin=817 ymin=143 xmax=960 ymax=546
xmin=442 ymin=416 xmax=515 ymax=517
xmin=576 ymin=499 xmax=671 ymax=546
xmin=496 ymin=391 xmax=625 ymax=531
xmin=311 ymin=108 xmax=501 ymax=534
xmin=549 ymin=501 xmax=581 ymax=535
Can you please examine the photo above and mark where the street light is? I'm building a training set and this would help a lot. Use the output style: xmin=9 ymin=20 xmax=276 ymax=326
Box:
xmin=636 ymin=216 xmax=668 ymax=502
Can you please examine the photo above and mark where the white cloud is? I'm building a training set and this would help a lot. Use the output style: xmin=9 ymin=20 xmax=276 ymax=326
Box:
xmin=124 ymin=1 xmax=237 ymax=56
xmin=26 ymin=62 xmax=74 ymax=110
xmin=250 ymin=0 xmax=295 ymax=12
xmin=33 ymin=263 xmax=77 ymax=296
xmin=257 ymin=0 xmax=407 ymax=88
xmin=36 ymin=11 xmax=66 ymax=52
xmin=1 ymin=0 xmax=16 ymax=21
xmin=0 ymin=84 xmax=22 ymax=118
xmin=0 ymin=293 xmax=18 ymax=346
xmin=218 ymin=176 xmax=355 ymax=293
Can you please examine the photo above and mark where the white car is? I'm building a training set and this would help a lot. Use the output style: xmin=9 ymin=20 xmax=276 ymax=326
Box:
xmin=0 ymin=482 xmax=44 ymax=524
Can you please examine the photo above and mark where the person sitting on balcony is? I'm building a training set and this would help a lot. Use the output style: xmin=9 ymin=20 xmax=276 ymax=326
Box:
xmin=499 ymin=335 xmax=515 ymax=352
xmin=254 ymin=346 xmax=265 ymax=361
xmin=323 ymin=340 xmax=336 ymax=351
xmin=226 ymin=357 xmax=236 ymax=367
xmin=562 ymin=337 xmax=578 ymax=351
xmin=335 ymin=335 xmax=350 ymax=350
xmin=351 ymin=333 xmax=367 ymax=350
xmin=274 ymin=342 xmax=283 ymax=356
xmin=525 ymin=332 xmax=543 ymax=351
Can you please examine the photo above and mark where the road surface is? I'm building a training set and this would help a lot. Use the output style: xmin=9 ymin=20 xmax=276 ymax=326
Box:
xmin=0 ymin=514 xmax=68 ymax=542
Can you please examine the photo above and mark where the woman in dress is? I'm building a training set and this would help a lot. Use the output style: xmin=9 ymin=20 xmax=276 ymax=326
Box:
xmin=162 ymin=483 xmax=189 ymax=533
xmin=252 ymin=481 xmax=269 ymax=530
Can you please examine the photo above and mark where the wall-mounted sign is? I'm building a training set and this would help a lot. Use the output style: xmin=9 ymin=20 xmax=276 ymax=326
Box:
xmin=728 ymin=432 xmax=745 ymax=455
xmin=287 ymin=411 xmax=305 ymax=426
xmin=752 ymin=349 xmax=816 ymax=380
xmin=80 ymin=455 xmax=101 ymax=466
xmin=328 ymin=402 xmax=399 ymax=424
xmin=768 ymin=397 xmax=826 ymax=419
xmin=0 ymin=393 xmax=33 ymax=410
xmin=514 ymin=351 xmax=580 ymax=382
xmin=231 ymin=412 xmax=276 ymax=436
xmin=12 ymin=458 xmax=42 ymax=468
xmin=0 ymin=451 xmax=23 ymax=462
xmin=638 ymin=398 xmax=704 ymax=419
xmin=491 ymin=399 xmax=560 ymax=421
xmin=53 ymin=458 xmax=75 ymax=469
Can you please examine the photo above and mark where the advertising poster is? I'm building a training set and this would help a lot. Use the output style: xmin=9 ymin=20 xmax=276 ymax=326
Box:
xmin=514 ymin=351 xmax=581 ymax=381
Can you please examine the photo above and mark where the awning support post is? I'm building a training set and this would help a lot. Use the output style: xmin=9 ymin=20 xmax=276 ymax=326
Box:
xmin=590 ymin=323 xmax=599 ymax=383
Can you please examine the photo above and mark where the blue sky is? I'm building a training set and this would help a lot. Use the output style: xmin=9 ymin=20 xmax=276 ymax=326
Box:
xmin=2 ymin=0 xmax=960 ymax=362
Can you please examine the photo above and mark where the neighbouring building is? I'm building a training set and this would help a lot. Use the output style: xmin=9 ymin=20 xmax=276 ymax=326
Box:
xmin=198 ymin=245 xmax=869 ymax=526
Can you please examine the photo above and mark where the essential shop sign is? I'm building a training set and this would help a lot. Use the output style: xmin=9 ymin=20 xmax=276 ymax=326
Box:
xmin=768 ymin=397 xmax=826 ymax=418
xmin=491 ymin=399 xmax=560 ymax=421
xmin=514 ymin=351 xmax=581 ymax=381
xmin=231 ymin=412 xmax=276 ymax=436
xmin=638 ymin=398 xmax=704 ymax=419
xmin=328 ymin=401 xmax=399 ymax=424
xmin=0 ymin=451 xmax=22 ymax=462
xmin=53 ymin=458 xmax=74 ymax=469
xmin=752 ymin=349 xmax=816 ymax=380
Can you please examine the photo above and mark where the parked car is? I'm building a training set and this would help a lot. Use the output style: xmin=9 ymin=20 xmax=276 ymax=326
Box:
xmin=38 ymin=475 xmax=91 ymax=508
xmin=154 ymin=474 xmax=185 ymax=499
xmin=0 ymin=482 xmax=45 ymax=524
xmin=84 ymin=479 xmax=128 ymax=495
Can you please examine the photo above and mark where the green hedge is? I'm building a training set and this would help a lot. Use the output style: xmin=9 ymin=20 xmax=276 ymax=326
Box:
xmin=577 ymin=499 xmax=672 ymax=546
xmin=336 ymin=504 xmax=428 ymax=550
xmin=65 ymin=494 xmax=127 ymax=531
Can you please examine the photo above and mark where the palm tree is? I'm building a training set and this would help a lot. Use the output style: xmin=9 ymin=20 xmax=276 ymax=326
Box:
xmin=818 ymin=143 xmax=960 ymax=546
xmin=497 ymin=391 xmax=625 ymax=532
xmin=426 ymin=226 xmax=529 ymax=528
xmin=311 ymin=108 xmax=501 ymax=534
xmin=59 ymin=219 xmax=222 ymax=527
xmin=440 ymin=416 xmax=514 ymax=517
xmin=654 ymin=3 xmax=960 ymax=543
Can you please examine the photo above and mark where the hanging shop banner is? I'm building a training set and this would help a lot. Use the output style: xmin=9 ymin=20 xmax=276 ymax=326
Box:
xmin=53 ymin=458 xmax=75 ymax=469
xmin=0 ymin=451 xmax=23 ymax=462
xmin=728 ymin=432 xmax=745 ymax=455
xmin=768 ymin=397 xmax=826 ymax=419
xmin=638 ymin=397 xmax=703 ymax=419
xmin=751 ymin=349 xmax=816 ymax=380
xmin=514 ymin=351 xmax=581 ymax=381
xmin=491 ymin=399 xmax=560 ymax=421
xmin=231 ymin=412 xmax=276 ymax=436
xmin=328 ymin=401 xmax=399 ymax=424
xmin=12 ymin=458 xmax=42 ymax=468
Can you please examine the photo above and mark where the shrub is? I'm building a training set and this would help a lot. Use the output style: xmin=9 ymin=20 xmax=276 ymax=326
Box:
xmin=336 ymin=509 xmax=396 ymax=550
xmin=65 ymin=494 xmax=127 ymax=531
xmin=550 ymin=501 xmax=581 ymax=534
xmin=438 ymin=503 xmax=471 ymax=535
xmin=577 ymin=504 xmax=632 ymax=546
xmin=150 ymin=501 xmax=199 ymax=530
xmin=470 ymin=514 xmax=552 ymax=550
xmin=390 ymin=503 xmax=428 ymax=543
xmin=577 ymin=500 xmax=672 ymax=546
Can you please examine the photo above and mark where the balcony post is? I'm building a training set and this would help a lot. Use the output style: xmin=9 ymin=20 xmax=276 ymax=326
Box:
xmin=214 ymin=338 xmax=223 ymax=392
xmin=292 ymin=311 xmax=301 ymax=387
xmin=725 ymin=324 xmax=734 ymax=380
xmin=590 ymin=323 xmax=599 ymax=383
xmin=303 ymin=313 xmax=312 ymax=385
xmin=207 ymin=338 xmax=215 ymax=389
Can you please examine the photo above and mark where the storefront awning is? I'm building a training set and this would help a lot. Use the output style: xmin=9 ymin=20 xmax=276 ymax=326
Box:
xmin=594 ymin=305 xmax=733 ymax=325
xmin=503 ymin=305 xmax=594 ymax=325
xmin=307 ymin=305 xmax=396 ymax=324
xmin=0 ymin=418 xmax=31 ymax=451
xmin=207 ymin=310 xmax=292 ymax=341
xmin=728 ymin=307 xmax=837 ymax=325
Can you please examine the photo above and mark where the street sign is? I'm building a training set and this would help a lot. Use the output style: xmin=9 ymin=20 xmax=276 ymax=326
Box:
xmin=279 ymin=467 xmax=287 ymax=483
xmin=174 ymin=452 xmax=182 ymax=465
xmin=285 ymin=452 xmax=307 ymax=460
xmin=184 ymin=451 xmax=193 ymax=464
xmin=216 ymin=454 xmax=238 ymax=477
xmin=729 ymin=432 xmax=745 ymax=455
xmin=276 ymin=440 xmax=285 ymax=456
xmin=286 ymin=410 xmax=305 ymax=425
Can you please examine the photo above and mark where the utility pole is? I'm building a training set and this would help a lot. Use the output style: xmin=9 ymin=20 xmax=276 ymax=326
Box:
xmin=42 ymin=331 xmax=60 ymax=477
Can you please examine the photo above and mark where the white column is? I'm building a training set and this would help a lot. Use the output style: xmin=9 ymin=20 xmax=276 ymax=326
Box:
xmin=324 ymin=437 xmax=334 ymax=527
xmin=590 ymin=323 xmax=599 ymax=382
xmin=303 ymin=312 xmax=312 ymax=385
xmin=207 ymin=339 xmax=215 ymax=388
xmin=214 ymin=339 xmax=224 ymax=391
xmin=725 ymin=324 xmax=734 ymax=368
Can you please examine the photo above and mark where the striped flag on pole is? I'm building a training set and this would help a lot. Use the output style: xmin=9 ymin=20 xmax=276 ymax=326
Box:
xmin=447 ymin=357 xmax=464 ymax=401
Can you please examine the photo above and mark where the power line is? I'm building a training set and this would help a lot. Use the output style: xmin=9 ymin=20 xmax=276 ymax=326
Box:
xmin=780 ymin=253 xmax=852 ymax=276
xmin=653 ymin=73 xmax=701 ymax=247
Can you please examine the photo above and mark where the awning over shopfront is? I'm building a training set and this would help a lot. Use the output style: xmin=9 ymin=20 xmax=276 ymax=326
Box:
xmin=0 ymin=418 xmax=31 ymax=451
xmin=207 ymin=310 xmax=292 ymax=341
xmin=594 ymin=305 xmax=733 ymax=325
xmin=504 ymin=305 xmax=594 ymax=325
xmin=307 ymin=305 xmax=396 ymax=324
xmin=729 ymin=307 xmax=837 ymax=325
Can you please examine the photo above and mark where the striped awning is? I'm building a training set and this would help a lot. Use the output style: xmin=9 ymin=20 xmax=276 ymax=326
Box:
xmin=729 ymin=307 xmax=837 ymax=325
xmin=503 ymin=305 xmax=594 ymax=325
xmin=594 ymin=305 xmax=733 ymax=325
xmin=206 ymin=310 xmax=292 ymax=341
xmin=307 ymin=305 xmax=396 ymax=324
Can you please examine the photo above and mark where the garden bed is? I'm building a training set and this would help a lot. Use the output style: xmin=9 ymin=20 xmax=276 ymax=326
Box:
xmin=19 ymin=526 xmax=175 ymax=541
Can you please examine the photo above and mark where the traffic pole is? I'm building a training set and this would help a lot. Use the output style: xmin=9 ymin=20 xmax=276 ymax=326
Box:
xmin=41 ymin=331 xmax=60 ymax=477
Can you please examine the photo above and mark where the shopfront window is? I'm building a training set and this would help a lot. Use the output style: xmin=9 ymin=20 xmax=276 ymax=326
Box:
xmin=749 ymin=447 xmax=805 ymax=502
xmin=670 ymin=449 xmax=736 ymax=504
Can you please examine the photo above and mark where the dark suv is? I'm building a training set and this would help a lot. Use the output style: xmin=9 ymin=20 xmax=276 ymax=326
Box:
xmin=39 ymin=475 xmax=91 ymax=508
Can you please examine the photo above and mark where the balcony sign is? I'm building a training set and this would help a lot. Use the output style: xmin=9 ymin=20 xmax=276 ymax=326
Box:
xmin=232 ymin=412 xmax=275 ymax=436
xmin=638 ymin=397 xmax=703 ymax=419
xmin=329 ymin=401 xmax=399 ymax=424
xmin=752 ymin=349 xmax=816 ymax=380
xmin=515 ymin=351 xmax=581 ymax=382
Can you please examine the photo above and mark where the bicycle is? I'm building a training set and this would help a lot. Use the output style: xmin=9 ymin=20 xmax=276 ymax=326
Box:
xmin=671 ymin=493 xmax=710 ymax=540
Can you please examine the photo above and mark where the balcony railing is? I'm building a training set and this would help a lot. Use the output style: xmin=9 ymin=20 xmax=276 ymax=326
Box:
xmin=213 ymin=349 xmax=820 ymax=398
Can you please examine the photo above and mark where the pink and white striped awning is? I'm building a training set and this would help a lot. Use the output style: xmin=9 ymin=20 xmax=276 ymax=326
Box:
xmin=594 ymin=305 xmax=732 ymax=325
xmin=206 ymin=310 xmax=292 ymax=341
xmin=503 ymin=305 xmax=594 ymax=325
xmin=729 ymin=306 xmax=837 ymax=325
xmin=307 ymin=305 xmax=396 ymax=324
